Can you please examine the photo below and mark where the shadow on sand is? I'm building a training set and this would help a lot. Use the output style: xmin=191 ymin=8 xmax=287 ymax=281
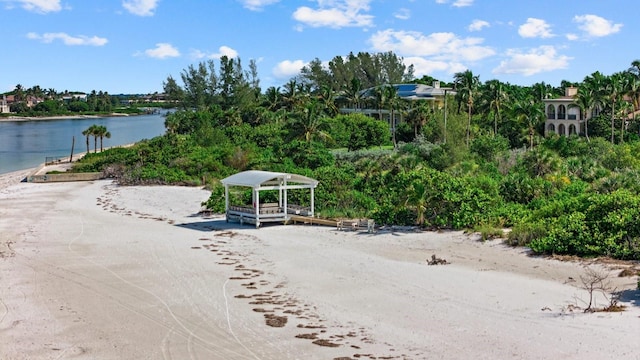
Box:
xmin=618 ymin=288 xmax=640 ymax=308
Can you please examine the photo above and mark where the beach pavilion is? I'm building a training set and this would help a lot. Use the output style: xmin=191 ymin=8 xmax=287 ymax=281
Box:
xmin=220 ymin=170 xmax=319 ymax=228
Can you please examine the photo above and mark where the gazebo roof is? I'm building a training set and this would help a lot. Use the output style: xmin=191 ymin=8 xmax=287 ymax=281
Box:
xmin=220 ymin=170 xmax=318 ymax=188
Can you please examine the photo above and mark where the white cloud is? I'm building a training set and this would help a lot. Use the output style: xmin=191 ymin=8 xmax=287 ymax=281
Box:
xmin=573 ymin=14 xmax=622 ymax=37
xmin=565 ymin=33 xmax=578 ymax=41
xmin=369 ymin=29 xmax=495 ymax=62
xmin=273 ymin=60 xmax=306 ymax=78
xmin=435 ymin=0 xmax=474 ymax=7
xmin=6 ymin=0 xmax=61 ymax=13
xmin=144 ymin=43 xmax=180 ymax=59
xmin=452 ymin=0 xmax=473 ymax=7
xmin=518 ymin=18 xmax=553 ymax=38
xmin=190 ymin=46 xmax=239 ymax=60
xmin=26 ymin=32 xmax=108 ymax=46
xmin=468 ymin=19 xmax=489 ymax=32
xmin=493 ymin=45 xmax=571 ymax=76
xmin=394 ymin=8 xmax=410 ymax=20
xmin=293 ymin=0 xmax=374 ymax=29
xmin=122 ymin=0 xmax=158 ymax=16
xmin=238 ymin=0 xmax=280 ymax=11
xmin=403 ymin=56 xmax=466 ymax=77
xmin=369 ymin=29 xmax=494 ymax=78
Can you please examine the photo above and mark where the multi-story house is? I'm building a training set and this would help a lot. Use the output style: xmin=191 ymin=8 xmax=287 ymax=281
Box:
xmin=543 ymin=87 xmax=584 ymax=136
xmin=0 ymin=95 xmax=9 ymax=113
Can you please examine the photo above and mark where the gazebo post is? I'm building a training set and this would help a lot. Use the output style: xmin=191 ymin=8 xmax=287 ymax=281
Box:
xmin=254 ymin=188 xmax=260 ymax=228
xmin=224 ymin=185 xmax=229 ymax=222
xmin=283 ymin=176 xmax=288 ymax=219
xmin=310 ymin=187 xmax=315 ymax=217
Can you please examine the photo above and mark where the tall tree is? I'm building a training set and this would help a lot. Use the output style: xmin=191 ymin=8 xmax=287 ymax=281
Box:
xmin=570 ymin=85 xmax=595 ymax=142
xmin=454 ymin=70 xmax=480 ymax=146
xmin=95 ymin=125 xmax=111 ymax=152
xmin=606 ymin=72 xmax=625 ymax=143
xmin=82 ymin=125 xmax=95 ymax=153
xmin=288 ymin=99 xmax=332 ymax=144
xmin=481 ymin=79 xmax=508 ymax=136
xmin=406 ymin=101 xmax=432 ymax=138
xmin=510 ymin=98 xmax=544 ymax=150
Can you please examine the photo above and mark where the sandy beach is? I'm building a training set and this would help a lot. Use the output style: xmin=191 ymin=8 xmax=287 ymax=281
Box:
xmin=0 ymin=174 xmax=639 ymax=359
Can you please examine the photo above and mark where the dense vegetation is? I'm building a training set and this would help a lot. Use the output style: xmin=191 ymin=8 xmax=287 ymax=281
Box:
xmin=72 ymin=52 xmax=640 ymax=260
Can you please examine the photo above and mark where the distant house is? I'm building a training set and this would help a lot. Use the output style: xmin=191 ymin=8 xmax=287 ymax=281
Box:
xmin=339 ymin=81 xmax=455 ymax=127
xmin=0 ymin=95 xmax=10 ymax=113
xmin=62 ymin=93 xmax=88 ymax=102
xmin=543 ymin=87 xmax=587 ymax=136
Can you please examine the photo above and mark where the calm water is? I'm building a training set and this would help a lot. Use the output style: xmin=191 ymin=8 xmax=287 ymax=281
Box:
xmin=0 ymin=113 xmax=167 ymax=174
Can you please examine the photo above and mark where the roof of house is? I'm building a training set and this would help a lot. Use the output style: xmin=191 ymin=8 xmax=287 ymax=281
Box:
xmin=360 ymin=83 xmax=455 ymax=100
xmin=220 ymin=170 xmax=318 ymax=188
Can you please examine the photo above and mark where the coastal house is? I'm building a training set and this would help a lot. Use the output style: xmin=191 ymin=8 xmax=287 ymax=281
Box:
xmin=339 ymin=81 xmax=455 ymax=131
xmin=62 ymin=93 xmax=88 ymax=102
xmin=220 ymin=170 xmax=319 ymax=228
xmin=0 ymin=95 xmax=9 ymax=113
xmin=543 ymin=87 xmax=586 ymax=136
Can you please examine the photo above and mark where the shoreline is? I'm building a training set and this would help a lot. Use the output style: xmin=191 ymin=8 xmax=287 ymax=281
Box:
xmin=0 ymin=113 xmax=131 ymax=122
xmin=0 ymin=176 xmax=638 ymax=358
xmin=0 ymin=142 xmax=135 ymax=183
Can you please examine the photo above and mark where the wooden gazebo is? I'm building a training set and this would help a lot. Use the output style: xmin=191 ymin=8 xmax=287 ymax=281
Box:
xmin=220 ymin=170 xmax=319 ymax=228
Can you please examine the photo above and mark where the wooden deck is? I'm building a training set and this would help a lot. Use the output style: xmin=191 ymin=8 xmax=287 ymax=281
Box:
xmin=226 ymin=203 xmax=313 ymax=228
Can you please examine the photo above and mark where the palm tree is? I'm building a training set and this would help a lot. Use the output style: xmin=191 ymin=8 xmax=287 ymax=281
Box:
xmin=290 ymin=99 xmax=332 ymax=144
xmin=383 ymin=84 xmax=403 ymax=148
xmin=454 ymin=70 xmax=480 ymax=146
xmin=82 ymin=125 xmax=97 ymax=153
xmin=405 ymin=180 xmax=430 ymax=226
xmin=263 ymin=86 xmax=282 ymax=112
xmin=95 ymin=125 xmax=111 ymax=152
xmin=318 ymin=85 xmax=338 ymax=117
xmin=606 ymin=72 xmax=625 ymax=143
xmin=482 ymin=79 xmax=508 ymax=136
xmin=343 ymin=77 xmax=364 ymax=110
xmin=570 ymin=86 xmax=594 ymax=142
xmin=511 ymin=98 xmax=545 ymax=150
xmin=406 ymin=101 xmax=432 ymax=137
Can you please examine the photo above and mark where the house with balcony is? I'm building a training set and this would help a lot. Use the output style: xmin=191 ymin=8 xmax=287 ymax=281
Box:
xmin=543 ymin=87 xmax=584 ymax=136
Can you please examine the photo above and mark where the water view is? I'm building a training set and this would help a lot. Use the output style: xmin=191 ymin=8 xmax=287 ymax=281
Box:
xmin=0 ymin=113 xmax=167 ymax=174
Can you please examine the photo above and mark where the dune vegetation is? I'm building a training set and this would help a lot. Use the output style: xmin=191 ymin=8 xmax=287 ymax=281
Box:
xmin=73 ymin=52 xmax=640 ymax=260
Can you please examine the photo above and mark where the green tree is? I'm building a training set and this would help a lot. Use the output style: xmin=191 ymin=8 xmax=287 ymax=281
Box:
xmin=570 ymin=85 xmax=594 ymax=141
xmin=605 ymin=72 xmax=625 ymax=143
xmin=95 ymin=125 xmax=111 ymax=152
xmin=82 ymin=125 xmax=95 ymax=153
xmin=481 ymin=79 xmax=508 ymax=136
xmin=511 ymin=98 xmax=545 ymax=149
xmin=454 ymin=70 xmax=480 ymax=146
xmin=288 ymin=99 xmax=332 ymax=144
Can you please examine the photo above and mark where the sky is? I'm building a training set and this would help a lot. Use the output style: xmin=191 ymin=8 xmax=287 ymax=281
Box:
xmin=0 ymin=0 xmax=636 ymax=95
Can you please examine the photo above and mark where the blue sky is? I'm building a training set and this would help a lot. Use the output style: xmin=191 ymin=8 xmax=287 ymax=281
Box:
xmin=0 ymin=0 xmax=635 ymax=94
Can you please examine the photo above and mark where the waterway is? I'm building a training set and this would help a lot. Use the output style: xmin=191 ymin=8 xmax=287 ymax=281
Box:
xmin=0 ymin=113 xmax=167 ymax=174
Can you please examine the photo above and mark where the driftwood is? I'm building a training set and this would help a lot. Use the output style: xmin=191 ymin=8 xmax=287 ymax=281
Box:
xmin=427 ymin=254 xmax=449 ymax=265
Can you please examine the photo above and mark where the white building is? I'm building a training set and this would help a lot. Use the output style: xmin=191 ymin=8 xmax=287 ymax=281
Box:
xmin=0 ymin=95 xmax=10 ymax=113
xmin=543 ymin=87 xmax=584 ymax=136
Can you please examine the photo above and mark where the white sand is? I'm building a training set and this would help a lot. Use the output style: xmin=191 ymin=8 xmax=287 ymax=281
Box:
xmin=0 ymin=177 xmax=639 ymax=359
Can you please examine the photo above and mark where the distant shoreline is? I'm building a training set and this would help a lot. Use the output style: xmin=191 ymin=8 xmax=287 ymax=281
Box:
xmin=0 ymin=113 xmax=132 ymax=122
